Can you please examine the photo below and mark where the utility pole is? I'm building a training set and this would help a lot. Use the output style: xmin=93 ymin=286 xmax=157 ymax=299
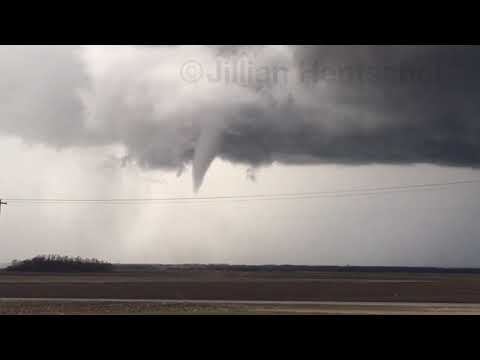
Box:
xmin=0 ymin=199 xmax=7 ymax=215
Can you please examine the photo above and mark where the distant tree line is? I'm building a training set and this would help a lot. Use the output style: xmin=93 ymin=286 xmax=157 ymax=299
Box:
xmin=6 ymin=255 xmax=114 ymax=273
xmin=115 ymin=264 xmax=480 ymax=274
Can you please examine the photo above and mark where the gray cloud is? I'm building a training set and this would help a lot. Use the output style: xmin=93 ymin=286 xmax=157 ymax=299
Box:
xmin=0 ymin=46 xmax=97 ymax=146
xmin=210 ymin=46 xmax=480 ymax=171
xmin=1 ymin=45 xmax=480 ymax=190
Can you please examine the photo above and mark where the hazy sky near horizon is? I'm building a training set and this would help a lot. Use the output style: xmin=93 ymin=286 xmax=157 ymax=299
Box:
xmin=1 ymin=45 xmax=480 ymax=266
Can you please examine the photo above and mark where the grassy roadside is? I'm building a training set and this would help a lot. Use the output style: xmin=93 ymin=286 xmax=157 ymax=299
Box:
xmin=3 ymin=300 xmax=480 ymax=315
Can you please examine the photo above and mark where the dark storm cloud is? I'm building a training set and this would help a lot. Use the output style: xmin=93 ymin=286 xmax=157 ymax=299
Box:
xmin=215 ymin=45 xmax=480 ymax=168
xmin=1 ymin=45 xmax=480 ymax=189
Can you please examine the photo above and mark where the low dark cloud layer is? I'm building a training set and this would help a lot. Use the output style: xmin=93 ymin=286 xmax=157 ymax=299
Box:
xmin=219 ymin=45 xmax=480 ymax=167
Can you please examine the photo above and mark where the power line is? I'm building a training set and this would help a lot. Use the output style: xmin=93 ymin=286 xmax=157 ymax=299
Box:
xmin=3 ymin=179 xmax=480 ymax=205
xmin=3 ymin=188 xmax=468 ymax=206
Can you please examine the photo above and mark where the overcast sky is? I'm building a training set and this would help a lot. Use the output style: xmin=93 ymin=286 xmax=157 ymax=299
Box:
xmin=1 ymin=45 xmax=480 ymax=266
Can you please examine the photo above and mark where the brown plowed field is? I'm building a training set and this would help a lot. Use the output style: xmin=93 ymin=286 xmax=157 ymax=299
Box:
xmin=2 ymin=270 xmax=480 ymax=303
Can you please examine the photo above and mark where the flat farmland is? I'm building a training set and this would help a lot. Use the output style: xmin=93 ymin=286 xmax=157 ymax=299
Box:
xmin=2 ymin=269 xmax=480 ymax=303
